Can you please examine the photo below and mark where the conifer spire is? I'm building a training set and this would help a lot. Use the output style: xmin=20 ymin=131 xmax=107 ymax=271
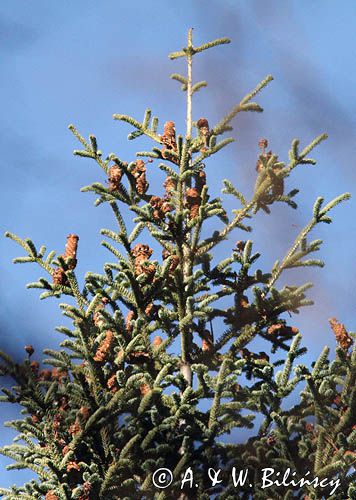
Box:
xmin=1 ymin=30 xmax=354 ymax=499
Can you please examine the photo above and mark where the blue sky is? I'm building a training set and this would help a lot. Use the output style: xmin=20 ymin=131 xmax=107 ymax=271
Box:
xmin=0 ymin=0 xmax=355 ymax=487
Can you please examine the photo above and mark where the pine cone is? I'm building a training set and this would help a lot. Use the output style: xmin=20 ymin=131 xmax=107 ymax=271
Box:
xmin=333 ymin=394 xmax=342 ymax=407
xmin=46 ymin=491 xmax=59 ymax=500
xmin=162 ymin=201 xmax=172 ymax=213
xmin=115 ymin=349 xmax=125 ymax=365
xmin=51 ymin=368 xmax=67 ymax=382
xmin=131 ymin=160 xmax=149 ymax=194
xmin=131 ymin=243 xmax=153 ymax=259
xmin=64 ymin=234 xmax=79 ymax=260
xmin=59 ymin=395 xmax=69 ymax=411
xmin=80 ymin=481 xmax=92 ymax=500
xmin=93 ymin=330 xmax=115 ymax=362
xmin=266 ymin=433 xmax=276 ymax=446
xmin=197 ymin=118 xmax=210 ymax=147
xmin=195 ymin=170 xmax=206 ymax=193
xmin=256 ymin=140 xmax=283 ymax=197
xmin=162 ymin=249 xmax=179 ymax=273
xmin=131 ymin=159 xmax=146 ymax=175
xmin=69 ymin=420 xmax=81 ymax=436
xmin=79 ymin=481 xmax=93 ymax=500
xmin=128 ymin=351 xmax=150 ymax=364
xmin=132 ymin=244 xmax=155 ymax=277
xmin=256 ymin=351 xmax=269 ymax=363
xmin=169 ymin=254 xmax=180 ymax=272
xmin=145 ymin=302 xmax=158 ymax=319
xmin=162 ymin=248 xmax=170 ymax=260
xmin=39 ymin=369 xmax=52 ymax=381
xmin=25 ymin=344 xmax=34 ymax=356
xmin=135 ymin=260 xmax=156 ymax=278
xmin=153 ymin=335 xmax=163 ymax=347
xmin=53 ymin=267 xmax=67 ymax=286
xmin=185 ymin=187 xmax=201 ymax=219
xmin=107 ymin=373 xmax=118 ymax=393
xmin=150 ymin=195 xmax=162 ymax=209
xmin=150 ymin=196 xmax=172 ymax=221
xmin=53 ymin=413 xmax=62 ymax=432
xmin=258 ymin=138 xmax=268 ymax=150
xmin=79 ymin=406 xmax=90 ymax=420
xmin=31 ymin=414 xmax=39 ymax=424
xmin=235 ymin=240 xmax=246 ymax=253
xmin=329 ymin=317 xmax=353 ymax=350
xmin=108 ymin=164 xmax=123 ymax=192
xmin=201 ymin=330 xmax=213 ymax=353
xmin=163 ymin=176 xmax=177 ymax=196
xmin=125 ymin=310 xmax=136 ymax=334
xmin=136 ymin=174 xmax=149 ymax=195
xmin=197 ymin=118 xmax=209 ymax=129
xmin=305 ymin=423 xmax=314 ymax=433
xmin=267 ymin=324 xmax=299 ymax=336
xmin=256 ymin=149 xmax=272 ymax=173
xmin=139 ymin=383 xmax=151 ymax=396
xmin=93 ymin=311 xmax=105 ymax=328
xmin=63 ymin=234 xmax=79 ymax=270
xmin=30 ymin=361 xmax=39 ymax=375
xmin=232 ymin=383 xmax=241 ymax=393
xmin=62 ymin=445 xmax=70 ymax=456
xmin=161 ymin=121 xmax=177 ymax=154
xmin=239 ymin=295 xmax=249 ymax=309
xmin=67 ymin=461 xmax=80 ymax=472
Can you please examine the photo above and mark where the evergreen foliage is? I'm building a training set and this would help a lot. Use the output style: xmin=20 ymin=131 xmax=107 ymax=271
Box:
xmin=1 ymin=30 xmax=355 ymax=499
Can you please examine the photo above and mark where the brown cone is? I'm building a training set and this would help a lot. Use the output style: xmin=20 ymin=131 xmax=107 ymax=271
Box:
xmin=201 ymin=330 xmax=213 ymax=352
xmin=329 ymin=317 xmax=353 ymax=350
xmin=197 ymin=118 xmax=210 ymax=147
xmin=161 ymin=121 xmax=177 ymax=152
xmin=162 ymin=249 xmax=179 ymax=273
xmin=53 ymin=267 xmax=67 ymax=286
xmin=68 ymin=420 xmax=81 ymax=436
xmin=30 ymin=361 xmax=39 ymax=374
xmin=195 ymin=170 xmax=206 ymax=193
xmin=235 ymin=240 xmax=246 ymax=253
xmin=64 ymin=234 xmax=79 ymax=260
xmin=139 ymin=383 xmax=151 ymax=396
xmin=150 ymin=196 xmax=172 ymax=221
xmin=132 ymin=244 xmax=155 ymax=277
xmin=108 ymin=165 xmax=123 ymax=191
xmin=163 ymin=176 xmax=177 ymax=196
xmin=31 ymin=414 xmax=39 ymax=424
xmin=256 ymin=150 xmax=272 ymax=173
xmin=132 ymin=160 xmax=149 ymax=194
xmin=93 ymin=330 xmax=115 ymax=362
xmin=125 ymin=311 xmax=135 ymax=334
xmin=185 ymin=187 xmax=201 ymax=219
xmin=67 ymin=461 xmax=80 ymax=473
xmin=107 ymin=373 xmax=118 ymax=393
xmin=79 ymin=406 xmax=90 ymax=420
xmin=46 ymin=492 xmax=59 ymax=500
xmin=153 ymin=335 xmax=163 ymax=347
xmin=132 ymin=243 xmax=153 ymax=259
xmin=258 ymin=138 xmax=268 ymax=150
xmin=25 ymin=345 xmax=34 ymax=356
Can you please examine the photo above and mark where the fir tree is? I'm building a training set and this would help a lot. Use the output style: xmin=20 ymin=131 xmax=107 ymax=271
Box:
xmin=1 ymin=30 xmax=355 ymax=500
